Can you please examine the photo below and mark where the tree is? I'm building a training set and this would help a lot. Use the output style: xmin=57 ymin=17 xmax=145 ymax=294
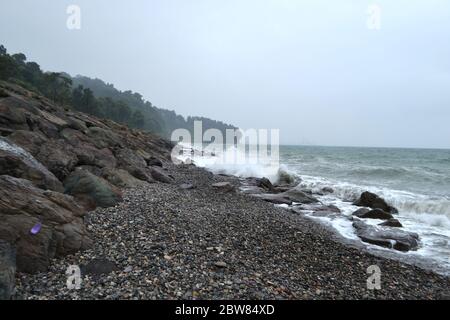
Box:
xmin=0 ymin=45 xmax=6 ymax=56
xmin=117 ymin=101 xmax=132 ymax=122
xmin=131 ymin=110 xmax=145 ymax=128
xmin=12 ymin=53 xmax=27 ymax=64
xmin=0 ymin=54 xmax=18 ymax=80
xmin=42 ymin=72 xmax=72 ymax=104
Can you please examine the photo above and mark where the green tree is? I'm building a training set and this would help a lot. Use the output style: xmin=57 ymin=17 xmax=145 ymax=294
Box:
xmin=131 ymin=110 xmax=145 ymax=128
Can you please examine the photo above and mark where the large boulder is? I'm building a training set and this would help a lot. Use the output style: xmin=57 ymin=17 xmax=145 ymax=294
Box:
xmin=255 ymin=193 xmax=293 ymax=205
xmin=64 ymin=168 xmax=123 ymax=209
xmin=36 ymin=140 xmax=78 ymax=181
xmin=352 ymin=208 xmax=394 ymax=220
xmin=7 ymin=130 xmax=48 ymax=156
xmin=282 ymin=188 xmax=319 ymax=204
xmin=73 ymin=144 xmax=117 ymax=169
xmin=254 ymin=188 xmax=318 ymax=205
xmin=353 ymin=191 xmax=398 ymax=214
xmin=0 ymin=96 xmax=32 ymax=131
xmin=0 ymin=175 xmax=92 ymax=273
xmin=0 ymin=240 xmax=15 ymax=300
xmin=379 ymin=218 xmax=403 ymax=228
xmin=353 ymin=220 xmax=419 ymax=252
xmin=0 ymin=138 xmax=63 ymax=192
xmin=101 ymin=168 xmax=147 ymax=188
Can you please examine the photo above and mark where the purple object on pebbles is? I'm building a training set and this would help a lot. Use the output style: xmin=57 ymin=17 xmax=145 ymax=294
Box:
xmin=30 ymin=222 xmax=42 ymax=235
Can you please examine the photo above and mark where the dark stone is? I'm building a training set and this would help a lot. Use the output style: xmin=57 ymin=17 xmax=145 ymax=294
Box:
xmin=353 ymin=220 xmax=419 ymax=252
xmin=353 ymin=191 xmax=398 ymax=214
xmin=64 ymin=168 xmax=123 ymax=209
xmin=150 ymin=166 xmax=174 ymax=184
xmin=321 ymin=187 xmax=334 ymax=194
xmin=257 ymin=177 xmax=275 ymax=192
xmin=257 ymin=193 xmax=292 ymax=205
xmin=282 ymin=188 xmax=319 ymax=204
xmin=379 ymin=218 xmax=403 ymax=228
xmin=36 ymin=140 xmax=79 ymax=181
xmin=146 ymin=156 xmax=163 ymax=167
xmin=353 ymin=208 xmax=394 ymax=220
xmin=101 ymin=168 xmax=146 ymax=188
xmin=81 ymin=258 xmax=119 ymax=277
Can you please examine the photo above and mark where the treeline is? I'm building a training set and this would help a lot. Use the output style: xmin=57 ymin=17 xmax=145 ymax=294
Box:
xmin=0 ymin=45 xmax=235 ymax=137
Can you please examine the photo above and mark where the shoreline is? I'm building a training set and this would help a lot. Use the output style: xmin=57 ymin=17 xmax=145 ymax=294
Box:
xmin=14 ymin=163 xmax=450 ymax=300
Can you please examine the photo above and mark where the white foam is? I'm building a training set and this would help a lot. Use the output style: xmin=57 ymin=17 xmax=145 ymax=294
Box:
xmin=176 ymin=143 xmax=294 ymax=184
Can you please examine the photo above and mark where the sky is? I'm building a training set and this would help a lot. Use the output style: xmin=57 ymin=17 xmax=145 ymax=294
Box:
xmin=1 ymin=0 xmax=449 ymax=148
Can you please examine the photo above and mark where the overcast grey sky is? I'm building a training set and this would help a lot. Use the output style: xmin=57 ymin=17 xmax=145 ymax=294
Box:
xmin=1 ymin=0 xmax=449 ymax=148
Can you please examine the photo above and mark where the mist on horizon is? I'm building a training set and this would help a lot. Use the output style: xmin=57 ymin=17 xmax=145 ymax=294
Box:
xmin=1 ymin=0 xmax=449 ymax=149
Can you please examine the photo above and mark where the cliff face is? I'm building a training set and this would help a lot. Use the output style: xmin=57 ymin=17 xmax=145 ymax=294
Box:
xmin=0 ymin=81 xmax=175 ymax=283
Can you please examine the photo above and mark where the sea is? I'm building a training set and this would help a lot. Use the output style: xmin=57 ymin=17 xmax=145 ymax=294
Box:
xmin=180 ymin=144 xmax=450 ymax=275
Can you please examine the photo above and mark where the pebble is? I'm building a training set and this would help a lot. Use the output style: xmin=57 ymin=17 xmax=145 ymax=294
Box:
xmin=13 ymin=164 xmax=450 ymax=300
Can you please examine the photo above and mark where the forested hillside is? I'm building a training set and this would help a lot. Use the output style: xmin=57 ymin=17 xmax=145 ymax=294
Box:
xmin=0 ymin=45 xmax=235 ymax=138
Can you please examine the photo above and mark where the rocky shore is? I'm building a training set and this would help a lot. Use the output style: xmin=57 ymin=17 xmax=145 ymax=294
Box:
xmin=12 ymin=164 xmax=450 ymax=299
xmin=1 ymin=81 xmax=449 ymax=300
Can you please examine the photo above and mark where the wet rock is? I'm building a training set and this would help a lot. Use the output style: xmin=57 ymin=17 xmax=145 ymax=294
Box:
xmin=321 ymin=187 xmax=334 ymax=194
xmin=353 ymin=208 xmax=394 ymax=220
xmin=352 ymin=208 xmax=370 ymax=216
xmin=282 ymin=188 xmax=319 ymax=204
xmin=379 ymin=219 xmax=403 ymax=228
xmin=353 ymin=191 xmax=398 ymax=214
xmin=257 ymin=177 xmax=275 ymax=192
xmin=64 ymin=168 xmax=123 ymax=209
xmin=254 ymin=187 xmax=318 ymax=205
xmin=257 ymin=193 xmax=292 ymax=205
xmin=0 ymin=240 xmax=16 ymax=300
xmin=353 ymin=220 xmax=419 ymax=252
xmin=297 ymin=204 xmax=341 ymax=213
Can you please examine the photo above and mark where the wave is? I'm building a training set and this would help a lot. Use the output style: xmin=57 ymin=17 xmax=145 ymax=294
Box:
xmin=176 ymin=143 xmax=297 ymax=184
xmin=297 ymin=174 xmax=450 ymax=218
xmin=177 ymin=143 xmax=450 ymax=218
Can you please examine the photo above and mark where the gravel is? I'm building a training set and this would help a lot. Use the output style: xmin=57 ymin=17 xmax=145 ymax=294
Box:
xmin=14 ymin=164 xmax=450 ymax=300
